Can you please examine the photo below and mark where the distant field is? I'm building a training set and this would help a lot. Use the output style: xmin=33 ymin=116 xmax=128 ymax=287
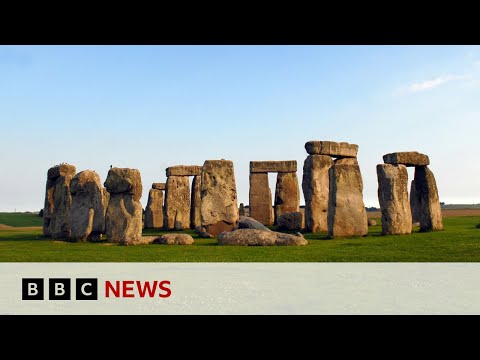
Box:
xmin=0 ymin=212 xmax=43 ymax=227
xmin=366 ymin=209 xmax=480 ymax=219
xmin=0 ymin=213 xmax=479 ymax=262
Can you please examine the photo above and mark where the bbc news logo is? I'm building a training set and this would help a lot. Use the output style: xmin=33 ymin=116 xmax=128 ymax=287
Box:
xmin=22 ymin=278 xmax=171 ymax=300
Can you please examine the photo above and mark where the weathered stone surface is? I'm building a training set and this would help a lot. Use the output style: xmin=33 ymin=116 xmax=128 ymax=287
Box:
xmin=368 ymin=219 xmax=377 ymax=226
xmin=302 ymin=155 xmax=332 ymax=233
xmin=104 ymin=168 xmax=143 ymax=245
xmin=249 ymin=173 xmax=274 ymax=225
xmin=334 ymin=158 xmax=358 ymax=165
xmin=144 ymin=188 xmax=164 ymax=229
xmin=377 ymin=164 xmax=412 ymax=235
xmin=412 ymin=166 xmax=444 ymax=231
xmin=105 ymin=194 xmax=143 ymax=244
xmin=250 ymin=161 xmax=297 ymax=173
xmin=218 ymin=229 xmax=307 ymax=246
xmin=200 ymin=160 xmax=239 ymax=236
xmin=153 ymin=233 xmax=195 ymax=245
xmin=410 ymin=180 xmax=421 ymax=223
xmin=383 ymin=152 xmax=430 ymax=167
xmin=47 ymin=164 xmax=76 ymax=180
xmin=195 ymin=226 xmax=214 ymax=238
xmin=166 ymin=165 xmax=202 ymax=177
xmin=190 ymin=175 xmax=201 ymax=229
xmin=328 ymin=164 xmax=368 ymax=237
xmin=43 ymin=164 xmax=76 ymax=239
xmin=239 ymin=203 xmax=245 ymax=216
xmin=164 ymin=176 xmax=190 ymax=230
xmin=277 ymin=212 xmax=303 ymax=231
xmin=70 ymin=170 xmax=105 ymax=241
xmin=152 ymin=182 xmax=166 ymax=190
xmin=238 ymin=216 xmax=271 ymax=231
xmin=274 ymin=172 xmax=300 ymax=224
xmin=305 ymin=141 xmax=358 ymax=158
xmin=104 ymin=168 xmax=142 ymax=201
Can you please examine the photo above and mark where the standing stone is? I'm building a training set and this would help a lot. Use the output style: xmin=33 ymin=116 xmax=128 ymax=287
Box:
xmin=43 ymin=164 xmax=76 ymax=239
xmin=302 ymin=155 xmax=333 ymax=232
xmin=413 ymin=166 xmax=444 ymax=231
xmin=376 ymin=164 xmax=412 ymax=235
xmin=410 ymin=180 xmax=421 ymax=223
xmin=239 ymin=203 xmax=245 ymax=216
xmin=70 ymin=170 xmax=105 ymax=242
xmin=200 ymin=160 xmax=239 ymax=236
xmin=102 ymin=188 xmax=110 ymax=216
xmin=144 ymin=188 xmax=164 ymax=229
xmin=249 ymin=173 xmax=274 ymax=226
xmin=104 ymin=168 xmax=143 ymax=245
xmin=164 ymin=176 xmax=190 ymax=230
xmin=190 ymin=175 xmax=201 ymax=229
xmin=274 ymin=172 xmax=300 ymax=224
xmin=328 ymin=164 xmax=368 ymax=237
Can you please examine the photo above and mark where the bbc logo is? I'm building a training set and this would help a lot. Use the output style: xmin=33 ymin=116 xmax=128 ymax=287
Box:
xmin=22 ymin=278 xmax=98 ymax=300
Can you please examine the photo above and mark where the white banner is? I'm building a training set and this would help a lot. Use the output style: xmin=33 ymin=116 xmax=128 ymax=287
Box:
xmin=1 ymin=263 xmax=479 ymax=314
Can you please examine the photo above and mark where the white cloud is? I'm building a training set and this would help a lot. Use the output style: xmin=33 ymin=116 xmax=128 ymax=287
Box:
xmin=395 ymin=74 xmax=465 ymax=95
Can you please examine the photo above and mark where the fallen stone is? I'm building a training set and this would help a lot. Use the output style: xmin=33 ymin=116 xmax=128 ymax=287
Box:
xmin=305 ymin=141 xmax=358 ymax=158
xmin=70 ymin=170 xmax=105 ymax=241
xmin=166 ymin=165 xmax=202 ymax=177
xmin=195 ymin=226 xmax=214 ymax=238
xmin=153 ymin=234 xmax=195 ymax=245
xmin=200 ymin=160 xmax=239 ymax=236
xmin=377 ymin=164 xmax=412 ymax=235
xmin=367 ymin=219 xmax=377 ymax=226
xmin=217 ymin=229 xmax=307 ymax=246
xmin=250 ymin=161 xmax=297 ymax=173
xmin=238 ymin=216 xmax=271 ymax=231
xmin=277 ymin=212 xmax=303 ymax=231
xmin=302 ymin=155 xmax=332 ymax=233
xmin=383 ymin=152 xmax=430 ymax=167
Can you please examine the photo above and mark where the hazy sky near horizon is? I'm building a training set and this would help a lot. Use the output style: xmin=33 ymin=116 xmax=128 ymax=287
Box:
xmin=1 ymin=45 xmax=479 ymax=212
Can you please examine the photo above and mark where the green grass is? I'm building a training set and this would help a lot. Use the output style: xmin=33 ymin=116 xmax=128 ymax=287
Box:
xmin=0 ymin=212 xmax=43 ymax=227
xmin=0 ymin=216 xmax=479 ymax=262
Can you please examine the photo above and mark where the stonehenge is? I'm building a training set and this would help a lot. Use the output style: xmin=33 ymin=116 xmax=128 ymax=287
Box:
xmin=302 ymin=140 xmax=367 ymax=237
xmin=248 ymin=160 xmax=299 ymax=226
xmin=41 ymin=142 xmax=444 ymax=246
xmin=376 ymin=151 xmax=443 ymax=234
xmin=70 ymin=170 xmax=106 ymax=242
xmin=43 ymin=164 xmax=77 ymax=239
xmin=200 ymin=160 xmax=239 ymax=236
xmin=104 ymin=167 xmax=143 ymax=245
xmin=163 ymin=165 xmax=202 ymax=230
xmin=144 ymin=183 xmax=165 ymax=229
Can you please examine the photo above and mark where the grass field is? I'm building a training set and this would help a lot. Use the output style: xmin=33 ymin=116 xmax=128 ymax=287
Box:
xmin=0 ymin=212 xmax=43 ymax=227
xmin=0 ymin=213 xmax=479 ymax=262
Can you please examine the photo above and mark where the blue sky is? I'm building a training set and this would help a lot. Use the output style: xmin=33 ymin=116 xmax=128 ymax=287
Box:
xmin=1 ymin=45 xmax=479 ymax=212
